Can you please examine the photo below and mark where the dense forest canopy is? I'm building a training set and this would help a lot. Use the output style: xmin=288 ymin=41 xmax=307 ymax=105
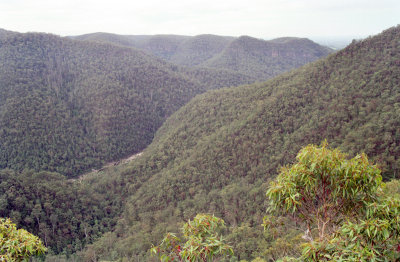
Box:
xmin=0 ymin=168 xmax=128 ymax=256
xmin=0 ymin=32 xmax=251 ymax=176
xmin=0 ymin=25 xmax=399 ymax=261
xmin=81 ymin=25 xmax=400 ymax=261
xmin=0 ymin=29 xmax=330 ymax=177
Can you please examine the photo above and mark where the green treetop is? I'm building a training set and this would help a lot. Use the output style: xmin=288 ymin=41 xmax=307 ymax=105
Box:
xmin=266 ymin=141 xmax=382 ymax=241
xmin=0 ymin=218 xmax=46 ymax=261
xmin=151 ymin=214 xmax=233 ymax=261
xmin=265 ymin=142 xmax=400 ymax=261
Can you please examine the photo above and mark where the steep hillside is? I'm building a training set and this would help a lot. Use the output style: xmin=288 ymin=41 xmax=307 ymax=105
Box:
xmin=74 ymin=32 xmax=332 ymax=81
xmin=83 ymin=25 xmax=400 ymax=261
xmin=0 ymin=32 xmax=252 ymax=177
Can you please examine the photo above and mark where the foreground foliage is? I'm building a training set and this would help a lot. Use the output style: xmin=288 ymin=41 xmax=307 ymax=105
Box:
xmin=0 ymin=218 xmax=46 ymax=261
xmin=151 ymin=214 xmax=233 ymax=261
xmin=266 ymin=141 xmax=382 ymax=240
xmin=266 ymin=143 xmax=400 ymax=261
xmin=302 ymin=196 xmax=400 ymax=261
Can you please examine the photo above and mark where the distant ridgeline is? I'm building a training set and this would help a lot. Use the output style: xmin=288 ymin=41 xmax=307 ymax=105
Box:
xmin=81 ymin=26 xmax=400 ymax=261
xmin=73 ymin=33 xmax=333 ymax=80
xmin=0 ymin=30 xmax=331 ymax=177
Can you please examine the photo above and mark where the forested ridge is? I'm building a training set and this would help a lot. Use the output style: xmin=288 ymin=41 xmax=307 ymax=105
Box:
xmin=80 ymin=25 xmax=400 ymax=261
xmin=73 ymin=32 xmax=333 ymax=80
xmin=0 ymin=31 xmax=255 ymax=176
xmin=0 ymin=25 xmax=399 ymax=261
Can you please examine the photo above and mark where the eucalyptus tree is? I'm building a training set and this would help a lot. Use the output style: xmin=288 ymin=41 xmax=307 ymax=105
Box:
xmin=265 ymin=142 xmax=400 ymax=261
xmin=266 ymin=141 xmax=382 ymax=240
xmin=151 ymin=214 xmax=233 ymax=261
xmin=0 ymin=218 xmax=46 ymax=261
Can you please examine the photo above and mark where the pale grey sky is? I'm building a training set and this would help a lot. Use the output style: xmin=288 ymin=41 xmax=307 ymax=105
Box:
xmin=0 ymin=0 xmax=399 ymax=39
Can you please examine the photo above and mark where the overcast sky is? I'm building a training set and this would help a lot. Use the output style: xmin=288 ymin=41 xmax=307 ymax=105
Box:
xmin=0 ymin=0 xmax=399 ymax=39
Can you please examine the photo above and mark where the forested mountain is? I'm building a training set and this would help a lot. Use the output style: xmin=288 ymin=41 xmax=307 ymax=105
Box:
xmin=2 ymin=25 xmax=399 ymax=261
xmin=78 ymin=25 xmax=400 ymax=261
xmin=0 ymin=32 xmax=253 ymax=176
xmin=73 ymin=32 xmax=332 ymax=80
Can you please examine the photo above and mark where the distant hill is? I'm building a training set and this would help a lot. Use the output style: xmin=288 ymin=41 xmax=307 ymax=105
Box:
xmin=0 ymin=32 xmax=252 ymax=176
xmin=204 ymin=35 xmax=333 ymax=79
xmin=72 ymin=32 xmax=146 ymax=47
xmin=166 ymin=34 xmax=235 ymax=66
xmin=73 ymin=32 xmax=333 ymax=80
xmin=82 ymin=25 xmax=400 ymax=261
xmin=72 ymin=33 xmax=190 ymax=60
xmin=0 ymin=28 xmax=16 ymax=39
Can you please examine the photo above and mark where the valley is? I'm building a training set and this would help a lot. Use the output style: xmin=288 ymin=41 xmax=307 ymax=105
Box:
xmin=0 ymin=30 xmax=331 ymax=177
xmin=1 ymin=25 xmax=400 ymax=261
